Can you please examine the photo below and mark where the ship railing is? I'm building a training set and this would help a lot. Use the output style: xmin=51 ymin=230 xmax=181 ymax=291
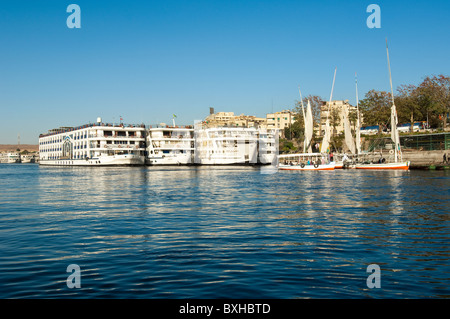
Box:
xmin=39 ymin=123 xmax=147 ymax=138
xmin=88 ymin=134 xmax=145 ymax=139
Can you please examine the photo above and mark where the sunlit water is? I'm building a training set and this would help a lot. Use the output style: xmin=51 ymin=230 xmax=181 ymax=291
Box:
xmin=0 ymin=164 xmax=449 ymax=298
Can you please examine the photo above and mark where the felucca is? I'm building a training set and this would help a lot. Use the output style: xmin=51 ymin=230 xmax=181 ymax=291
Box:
xmin=355 ymin=40 xmax=410 ymax=170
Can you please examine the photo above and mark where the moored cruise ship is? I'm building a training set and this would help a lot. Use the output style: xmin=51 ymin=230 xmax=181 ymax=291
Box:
xmin=257 ymin=128 xmax=279 ymax=164
xmin=39 ymin=118 xmax=146 ymax=166
xmin=194 ymin=125 xmax=260 ymax=165
xmin=146 ymin=125 xmax=195 ymax=165
xmin=0 ymin=152 xmax=21 ymax=164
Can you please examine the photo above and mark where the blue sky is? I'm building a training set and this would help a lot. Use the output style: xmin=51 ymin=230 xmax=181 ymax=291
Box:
xmin=1 ymin=0 xmax=449 ymax=144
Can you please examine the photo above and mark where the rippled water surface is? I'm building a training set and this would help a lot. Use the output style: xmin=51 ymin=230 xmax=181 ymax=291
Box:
xmin=0 ymin=164 xmax=449 ymax=298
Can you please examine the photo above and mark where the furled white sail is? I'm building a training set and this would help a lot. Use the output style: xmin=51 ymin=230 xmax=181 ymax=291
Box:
xmin=298 ymin=87 xmax=308 ymax=153
xmin=304 ymin=100 xmax=313 ymax=153
xmin=355 ymin=112 xmax=361 ymax=155
xmin=321 ymin=68 xmax=337 ymax=154
xmin=320 ymin=118 xmax=331 ymax=153
xmin=355 ymin=73 xmax=361 ymax=155
xmin=343 ymin=104 xmax=356 ymax=154
xmin=391 ymin=102 xmax=401 ymax=162
xmin=386 ymin=40 xmax=401 ymax=163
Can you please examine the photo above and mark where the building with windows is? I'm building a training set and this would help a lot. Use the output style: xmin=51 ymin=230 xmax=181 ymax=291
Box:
xmin=266 ymin=110 xmax=296 ymax=137
xmin=203 ymin=111 xmax=266 ymax=128
xmin=319 ymin=100 xmax=360 ymax=136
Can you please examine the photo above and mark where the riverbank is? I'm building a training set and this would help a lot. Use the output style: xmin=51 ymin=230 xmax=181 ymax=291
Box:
xmin=402 ymin=149 xmax=450 ymax=170
xmin=1 ymin=145 xmax=449 ymax=169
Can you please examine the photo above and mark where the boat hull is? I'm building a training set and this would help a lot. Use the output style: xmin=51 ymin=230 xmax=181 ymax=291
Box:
xmin=355 ymin=161 xmax=410 ymax=170
xmin=279 ymin=163 xmax=336 ymax=171
xmin=146 ymin=154 xmax=193 ymax=165
xmin=39 ymin=154 xmax=145 ymax=166
xmin=335 ymin=161 xmax=343 ymax=169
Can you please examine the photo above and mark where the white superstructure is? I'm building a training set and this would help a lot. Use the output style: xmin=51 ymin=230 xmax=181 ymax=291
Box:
xmin=21 ymin=154 xmax=36 ymax=163
xmin=146 ymin=126 xmax=195 ymax=165
xmin=38 ymin=118 xmax=279 ymax=167
xmin=193 ymin=125 xmax=277 ymax=165
xmin=0 ymin=153 xmax=21 ymax=164
xmin=39 ymin=121 xmax=146 ymax=166
xmin=257 ymin=128 xmax=279 ymax=164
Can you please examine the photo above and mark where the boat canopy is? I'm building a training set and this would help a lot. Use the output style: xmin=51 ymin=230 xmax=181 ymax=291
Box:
xmin=278 ymin=153 xmax=328 ymax=158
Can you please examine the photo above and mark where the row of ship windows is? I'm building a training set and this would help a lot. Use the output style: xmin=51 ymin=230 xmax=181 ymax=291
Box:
xmin=46 ymin=154 xmax=88 ymax=160
xmin=41 ymin=145 xmax=88 ymax=152
xmin=41 ymin=140 xmax=136 ymax=147
xmin=40 ymin=134 xmax=88 ymax=144
xmin=40 ymin=141 xmax=140 ymax=151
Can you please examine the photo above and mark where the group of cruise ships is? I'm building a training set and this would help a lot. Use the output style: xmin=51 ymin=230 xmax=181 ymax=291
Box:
xmin=38 ymin=118 xmax=279 ymax=166
xmin=0 ymin=152 xmax=37 ymax=164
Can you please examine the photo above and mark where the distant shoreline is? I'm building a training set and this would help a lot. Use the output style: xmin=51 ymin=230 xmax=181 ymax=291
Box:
xmin=0 ymin=145 xmax=39 ymax=152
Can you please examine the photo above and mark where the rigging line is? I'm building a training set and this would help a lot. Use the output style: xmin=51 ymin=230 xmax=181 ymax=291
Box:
xmin=326 ymin=67 xmax=337 ymax=121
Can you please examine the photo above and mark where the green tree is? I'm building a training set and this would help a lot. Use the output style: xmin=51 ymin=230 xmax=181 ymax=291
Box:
xmin=284 ymin=120 xmax=304 ymax=140
xmin=279 ymin=139 xmax=296 ymax=153
xmin=415 ymin=75 xmax=450 ymax=129
xmin=293 ymin=95 xmax=324 ymax=129
xmin=348 ymin=108 xmax=358 ymax=133
xmin=359 ymin=90 xmax=392 ymax=132
xmin=329 ymin=107 xmax=341 ymax=137
xmin=395 ymin=84 xmax=421 ymax=132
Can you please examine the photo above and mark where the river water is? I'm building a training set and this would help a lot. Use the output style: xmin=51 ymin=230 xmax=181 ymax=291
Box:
xmin=0 ymin=164 xmax=448 ymax=298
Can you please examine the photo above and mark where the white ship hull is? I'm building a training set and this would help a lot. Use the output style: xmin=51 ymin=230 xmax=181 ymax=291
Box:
xmin=3 ymin=153 xmax=21 ymax=163
xmin=146 ymin=126 xmax=195 ymax=166
xmin=21 ymin=155 xmax=36 ymax=163
xmin=147 ymin=154 xmax=193 ymax=165
xmin=355 ymin=161 xmax=410 ymax=170
xmin=197 ymin=156 xmax=254 ymax=165
xmin=39 ymin=122 xmax=147 ymax=167
xmin=258 ymin=153 xmax=278 ymax=165
xmin=39 ymin=154 xmax=144 ymax=166
xmin=279 ymin=162 xmax=336 ymax=171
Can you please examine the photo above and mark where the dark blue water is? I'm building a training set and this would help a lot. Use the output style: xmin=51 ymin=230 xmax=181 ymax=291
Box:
xmin=0 ymin=164 xmax=449 ymax=298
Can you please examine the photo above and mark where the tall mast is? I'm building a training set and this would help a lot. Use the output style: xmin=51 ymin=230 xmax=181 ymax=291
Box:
xmin=386 ymin=39 xmax=400 ymax=162
xmin=328 ymin=67 xmax=337 ymax=119
xmin=386 ymin=39 xmax=395 ymax=106
xmin=320 ymin=67 xmax=337 ymax=153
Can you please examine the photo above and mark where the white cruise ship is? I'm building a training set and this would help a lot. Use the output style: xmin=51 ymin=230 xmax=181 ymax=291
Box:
xmin=194 ymin=126 xmax=260 ymax=165
xmin=257 ymin=128 xmax=279 ymax=164
xmin=0 ymin=152 xmax=21 ymax=163
xmin=39 ymin=118 xmax=146 ymax=166
xmin=146 ymin=125 xmax=195 ymax=165
xmin=21 ymin=154 xmax=36 ymax=163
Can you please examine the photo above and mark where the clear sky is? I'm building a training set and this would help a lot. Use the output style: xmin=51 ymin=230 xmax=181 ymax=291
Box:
xmin=1 ymin=0 xmax=449 ymax=144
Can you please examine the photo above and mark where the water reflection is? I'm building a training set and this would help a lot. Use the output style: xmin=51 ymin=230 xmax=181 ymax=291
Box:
xmin=1 ymin=165 xmax=449 ymax=298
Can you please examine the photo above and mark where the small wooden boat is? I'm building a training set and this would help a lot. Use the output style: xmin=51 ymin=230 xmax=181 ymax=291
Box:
xmin=278 ymin=153 xmax=336 ymax=171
